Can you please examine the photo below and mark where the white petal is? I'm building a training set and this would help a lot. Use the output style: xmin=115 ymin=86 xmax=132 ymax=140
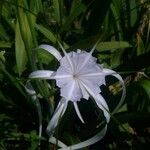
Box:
xmin=94 ymin=94 xmax=110 ymax=123
xmin=58 ymin=125 xmax=107 ymax=150
xmin=80 ymin=72 xmax=106 ymax=87
xmin=56 ymin=76 xmax=73 ymax=88
xmin=73 ymin=102 xmax=85 ymax=123
xmin=55 ymin=66 xmax=73 ymax=88
xmin=25 ymin=81 xmax=36 ymax=95
xmin=78 ymin=83 xmax=89 ymax=100
xmin=79 ymin=78 xmax=101 ymax=95
xmin=60 ymin=80 xmax=82 ymax=101
xmin=70 ymin=52 xmax=80 ymax=74
xmin=54 ymin=75 xmax=73 ymax=79
xmin=80 ymin=81 xmax=110 ymax=123
xmin=49 ymin=137 xmax=67 ymax=148
xmin=61 ymin=51 xmax=97 ymax=74
xmin=29 ymin=70 xmax=54 ymax=79
xmin=103 ymin=68 xmax=126 ymax=114
xmin=77 ymin=51 xmax=97 ymax=73
xmin=59 ymin=54 xmax=74 ymax=74
xmin=46 ymin=98 xmax=68 ymax=137
xmin=39 ymin=44 xmax=62 ymax=61
xmin=79 ymin=60 xmax=100 ymax=75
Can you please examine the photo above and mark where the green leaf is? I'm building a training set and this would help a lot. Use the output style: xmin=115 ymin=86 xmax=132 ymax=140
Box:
xmin=68 ymin=34 xmax=106 ymax=51
xmin=116 ymin=112 xmax=150 ymax=125
xmin=110 ymin=1 xmax=123 ymax=40
xmin=15 ymin=21 xmax=27 ymax=76
xmin=119 ymin=123 xmax=130 ymax=132
xmin=85 ymin=0 xmax=112 ymax=35
xmin=0 ymin=41 xmax=11 ymax=48
xmin=17 ymin=0 xmax=33 ymax=54
xmin=37 ymin=48 xmax=54 ymax=65
xmin=0 ymin=114 xmax=12 ymax=122
xmin=115 ymin=52 xmax=150 ymax=72
xmin=63 ymin=132 xmax=88 ymax=150
xmin=35 ymin=24 xmax=57 ymax=43
xmin=99 ymin=41 xmax=131 ymax=68
xmin=2 ymin=3 xmax=15 ymax=31
xmin=126 ymin=80 xmax=150 ymax=112
xmin=117 ymin=104 xmax=127 ymax=113
xmin=137 ymin=34 xmax=145 ymax=55
xmin=129 ymin=0 xmax=137 ymax=27
xmin=139 ymin=79 xmax=150 ymax=99
xmin=52 ymin=0 xmax=60 ymax=24
xmin=0 ymin=90 xmax=16 ymax=106
xmin=36 ymin=24 xmax=69 ymax=49
xmin=0 ymin=24 xmax=10 ymax=41
xmin=61 ymin=0 xmax=86 ymax=32
xmin=30 ymin=0 xmax=43 ymax=14
xmin=0 ymin=51 xmax=5 ymax=62
xmin=96 ymin=41 xmax=132 ymax=52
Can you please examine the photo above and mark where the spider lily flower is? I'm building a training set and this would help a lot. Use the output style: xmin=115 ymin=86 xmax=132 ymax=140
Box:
xmin=29 ymin=43 xmax=126 ymax=150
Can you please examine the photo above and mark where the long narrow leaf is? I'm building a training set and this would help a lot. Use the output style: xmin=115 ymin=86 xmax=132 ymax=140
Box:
xmin=96 ymin=41 xmax=132 ymax=52
xmin=15 ymin=21 xmax=27 ymax=76
xmin=0 ymin=41 xmax=11 ymax=48
xmin=35 ymin=24 xmax=57 ymax=43
xmin=17 ymin=0 xmax=33 ymax=62
xmin=61 ymin=1 xmax=86 ymax=32
xmin=53 ymin=0 xmax=60 ymax=24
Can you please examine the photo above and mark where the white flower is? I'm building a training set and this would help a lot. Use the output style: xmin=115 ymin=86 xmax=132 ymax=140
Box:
xmin=29 ymin=43 xmax=126 ymax=150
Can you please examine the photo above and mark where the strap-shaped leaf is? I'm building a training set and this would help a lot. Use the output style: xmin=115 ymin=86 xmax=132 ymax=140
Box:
xmin=15 ymin=20 xmax=27 ymax=76
xmin=96 ymin=41 xmax=132 ymax=52
xmin=0 ymin=41 xmax=11 ymax=48
xmin=35 ymin=24 xmax=57 ymax=43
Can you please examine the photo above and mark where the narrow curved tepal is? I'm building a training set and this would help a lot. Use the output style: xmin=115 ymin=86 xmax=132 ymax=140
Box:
xmin=29 ymin=42 xmax=126 ymax=150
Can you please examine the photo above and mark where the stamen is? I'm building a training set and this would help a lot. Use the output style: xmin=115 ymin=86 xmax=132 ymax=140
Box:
xmin=78 ymin=39 xmax=100 ymax=72
xmin=58 ymin=41 xmax=74 ymax=72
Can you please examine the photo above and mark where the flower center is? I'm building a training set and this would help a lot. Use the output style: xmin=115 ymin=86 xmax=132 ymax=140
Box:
xmin=73 ymin=74 xmax=79 ymax=79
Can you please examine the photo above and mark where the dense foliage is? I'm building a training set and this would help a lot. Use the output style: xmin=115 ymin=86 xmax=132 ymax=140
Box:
xmin=0 ymin=0 xmax=150 ymax=149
